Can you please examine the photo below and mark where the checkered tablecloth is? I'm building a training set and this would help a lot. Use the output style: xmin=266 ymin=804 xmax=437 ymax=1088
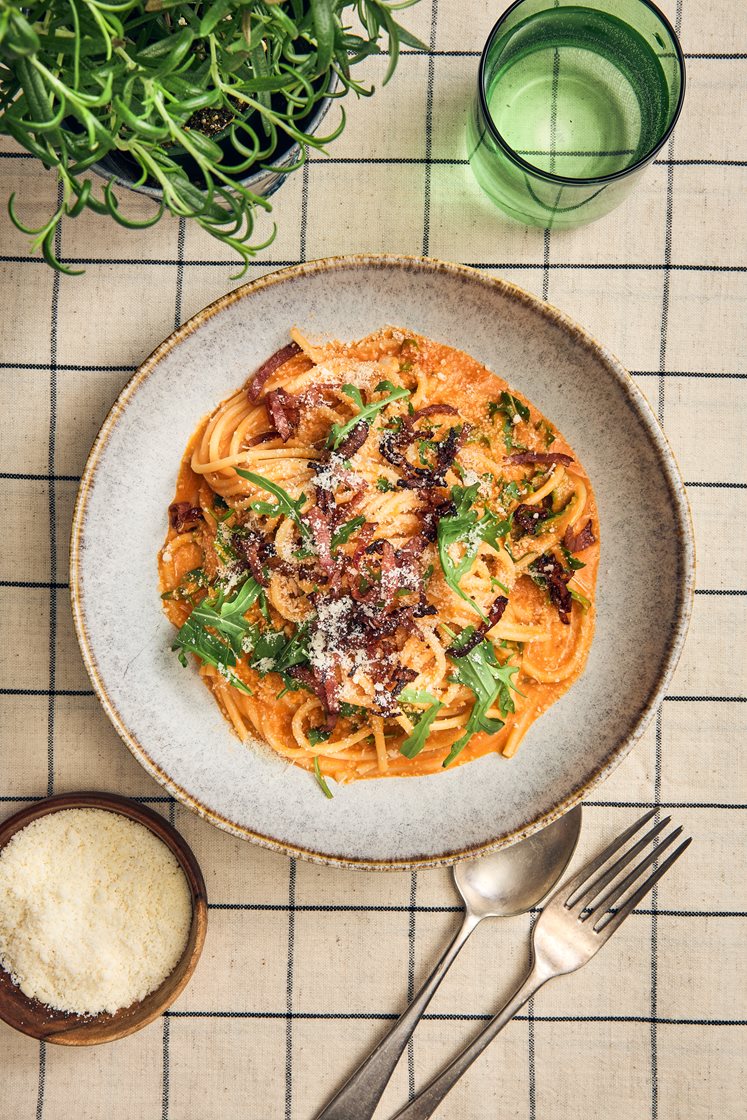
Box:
xmin=1 ymin=1 xmax=745 ymax=1117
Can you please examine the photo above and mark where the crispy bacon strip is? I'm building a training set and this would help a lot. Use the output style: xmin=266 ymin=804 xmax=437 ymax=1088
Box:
xmin=335 ymin=421 xmax=369 ymax=459
xmin=507 ymin=451 xmax=574 ymax=467
xmin=265 ymin=387 xmax=300 ymax=442
xmin=305 ymin=507 xmax=335 ymax=573
xmin=380 ymin=404 xmax=466 ymax=490
xmin=532 ymin=555 xmax=573 ymax=625
xmin=235 ymin=531 xmax=272 ymax=586
xmin=447 ymin=594 xmax=508 ymax=657
xmin=563 ymin=518 xmax=596 ymax=553
xmin=513 ymin=503 xmax=551 ymax=536
xmin=419 ymin=496 xmax=456 ymax=542
xmin=245 ymin=431 xmax=279 ymax=447
xmin=409 ymin=403 xmax=459 ymax=422
xmin=169 ymin=502 xmax=203 ymax=533
xmin=246 ymin=341 xmax=301 ymax=401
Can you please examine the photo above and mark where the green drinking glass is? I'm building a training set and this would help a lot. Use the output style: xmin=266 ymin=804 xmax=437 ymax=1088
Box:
xmin=467 ymin=0 xmax=686 ymax=228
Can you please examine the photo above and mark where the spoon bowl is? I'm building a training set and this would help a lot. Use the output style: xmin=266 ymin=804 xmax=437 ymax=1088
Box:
xmin=454 ymin=804 xmax=583 ymax=918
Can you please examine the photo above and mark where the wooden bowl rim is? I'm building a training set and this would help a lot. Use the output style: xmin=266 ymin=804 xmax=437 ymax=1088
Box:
xmin=0 ymin=791 xmax=208 ymax=1045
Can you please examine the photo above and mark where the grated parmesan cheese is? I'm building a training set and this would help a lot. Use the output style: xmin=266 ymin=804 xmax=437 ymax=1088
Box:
xmin=0 ymin=809 xmax=192 ymax=1015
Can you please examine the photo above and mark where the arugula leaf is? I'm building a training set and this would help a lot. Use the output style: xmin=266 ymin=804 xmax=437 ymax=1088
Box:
xmin=327 ymin=380 xmax=411 ymax=450
xmin=570 ymin=587 xmax=591 ymax=609
xmin=437 ymin=485 xmax=511 ymax=620
xmin=500 ymin=480 xmax=524 ymax=505
xmin=400 ymin=704 xmax=443 ymax=759
xmin=487 ymin=391 xmax=530 ymax=451
xmin=313 ymin=755 xmax=334 ymax=799
xmin=241 ymin=621 xmax=310 ymax=683
xmin=160 ymin=567 xmax=208 ymax=602
xmin=443 ymin=637 xmax=521 ymax=767
xmin=234 ymin=468 xmax=310 ymax=540
xmin=561 ymin=545 xmax=586 ymax=571
xmin=171 ymin=574 xmax=266 ymax=693
xmin=339 ymin=701 xmax=367 ymax=720
xmin=535 ymin=419 xmax=556 ymax=447
xmin=399 ymin=686 xmax=439 ymax=706
xmin=331 ymin=515 xmax=366 ymax=550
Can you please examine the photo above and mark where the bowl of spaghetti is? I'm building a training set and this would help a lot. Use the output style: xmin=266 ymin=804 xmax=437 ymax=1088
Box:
xmin=71 ymin=256 xmax=694 ymax=869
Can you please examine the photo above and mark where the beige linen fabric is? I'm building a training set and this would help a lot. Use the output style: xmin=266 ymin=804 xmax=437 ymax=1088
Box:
xmin=0 ymin=1 xmax=745 ymax=1117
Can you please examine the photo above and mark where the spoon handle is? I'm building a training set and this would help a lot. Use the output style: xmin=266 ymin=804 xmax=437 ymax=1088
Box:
xmin=388 ymin=966 xmax=548 ymax=1120
xmin=314 ymin=910 xmax=480 ymax=1120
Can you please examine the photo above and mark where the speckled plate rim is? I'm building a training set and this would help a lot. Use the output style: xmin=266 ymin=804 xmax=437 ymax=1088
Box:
xmin=69 ymin=254 xmax=695 ymax=871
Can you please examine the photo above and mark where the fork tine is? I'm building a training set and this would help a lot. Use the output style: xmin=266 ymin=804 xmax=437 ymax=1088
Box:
xmin=594 ymin=837 xmax=693 ymax=936
xmin=580 ymin=825 xmax=683 ymax=921
xmin=560 ymin=808 xmax=657 ymax=908
xmin=566 ymin=814 xmax=672 ymax=911
xmin=558 ymin=808 xmax=657 ymax=905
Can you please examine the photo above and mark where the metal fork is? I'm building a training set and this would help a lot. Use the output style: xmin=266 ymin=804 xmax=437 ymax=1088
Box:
xmin=388 ymin=809 xmax=692 ymax=1120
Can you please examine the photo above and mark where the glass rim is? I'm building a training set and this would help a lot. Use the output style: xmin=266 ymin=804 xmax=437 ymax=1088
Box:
xmin=477 ymin=0 xmax=687 ymax=187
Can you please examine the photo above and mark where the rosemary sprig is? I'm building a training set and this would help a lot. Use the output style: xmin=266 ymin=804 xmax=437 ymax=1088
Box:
xmin=0 ymin=0 xmax=425 ymax=274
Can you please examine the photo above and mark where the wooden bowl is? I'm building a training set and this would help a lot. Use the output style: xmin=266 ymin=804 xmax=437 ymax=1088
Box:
xmin=0 ymin=792 xmax=208 ymax=1045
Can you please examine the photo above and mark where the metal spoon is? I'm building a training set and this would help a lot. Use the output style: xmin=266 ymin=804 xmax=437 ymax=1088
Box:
xmin=315 ymin=804 xmax=583 ymax=1120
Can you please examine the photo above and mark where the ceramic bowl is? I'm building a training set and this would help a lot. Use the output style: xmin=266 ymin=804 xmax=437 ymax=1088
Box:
xmin=70 ymin=256 xmax=695 ymax=870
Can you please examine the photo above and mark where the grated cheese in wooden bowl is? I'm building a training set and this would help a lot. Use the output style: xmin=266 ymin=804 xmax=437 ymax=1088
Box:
xmin=0 ymin=808 xmax=192 ymax=1016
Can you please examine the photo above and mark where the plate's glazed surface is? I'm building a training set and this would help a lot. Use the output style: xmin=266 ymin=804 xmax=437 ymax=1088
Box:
xmin=70 ymin=256 xmax=694 ymax=869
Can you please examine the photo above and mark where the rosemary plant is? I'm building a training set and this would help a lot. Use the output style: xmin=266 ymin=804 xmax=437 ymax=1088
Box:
xmin=0 ymin=0 xmax=423 ymax=274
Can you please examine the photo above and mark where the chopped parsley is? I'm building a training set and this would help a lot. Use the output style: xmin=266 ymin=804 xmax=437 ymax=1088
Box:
xmin=327 ymin=380 xmax=411 ymax=450
xmin=376 ymin=476 xmax=396 ymax=492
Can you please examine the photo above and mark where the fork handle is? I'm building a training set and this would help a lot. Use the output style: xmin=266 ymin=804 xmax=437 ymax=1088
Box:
xmin=389 ymin=965 xmax=550 ymax=1120
xmin=315 ymin=910 xmax=481 ymax=1120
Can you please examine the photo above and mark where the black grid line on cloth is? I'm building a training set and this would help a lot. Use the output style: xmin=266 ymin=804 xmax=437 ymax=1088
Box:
xmin=285 ymin=858 xmax=297 ymax=1120
xmin=406 ymin=870 xmax=418 ymax=1101
xmin=5 ymin=255 xmax=747 ymax=273
xmin=0 ymin=582 xmax=731 ymax=595
xmin=3 ymin=796 xmax=746 ymax=815
xmin=173 ymin=218 xmax=186 ymax=331
xmin=1 ymin=797 xmax=745 ymax=815
xmin=4 ymin=689 xmax=746 ymax=701
xmin=651 ymin=2 xmax=683 ymax=1108
xmin=399 ymin=3 xmax=439 ymax=1100
xmin=161 ymin=229 xmax=187 ymax=1120
xmin=420 ymin=0 xmax=438 ymax=258
xmin=280 ymin=164 xmax=311 ymax=1120
xmin=161 ymin=793 xmax=176 ymax=1119
xmin=4 ymin=472 xmax=747 ymax=483
xmin=4 ymin=153 xmax=747 ymax=169
xmin=4 ymin=253 xmax=747 ymax=272
xmin=35 ymin=180 xmax=64 ymax=1120
xmin=162 ymin=1010 xmax=747 ymax=1026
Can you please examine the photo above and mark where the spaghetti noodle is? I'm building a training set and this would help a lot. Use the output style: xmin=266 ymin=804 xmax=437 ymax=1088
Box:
xmin=158 ymin=328 xmax=599 ymax=792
